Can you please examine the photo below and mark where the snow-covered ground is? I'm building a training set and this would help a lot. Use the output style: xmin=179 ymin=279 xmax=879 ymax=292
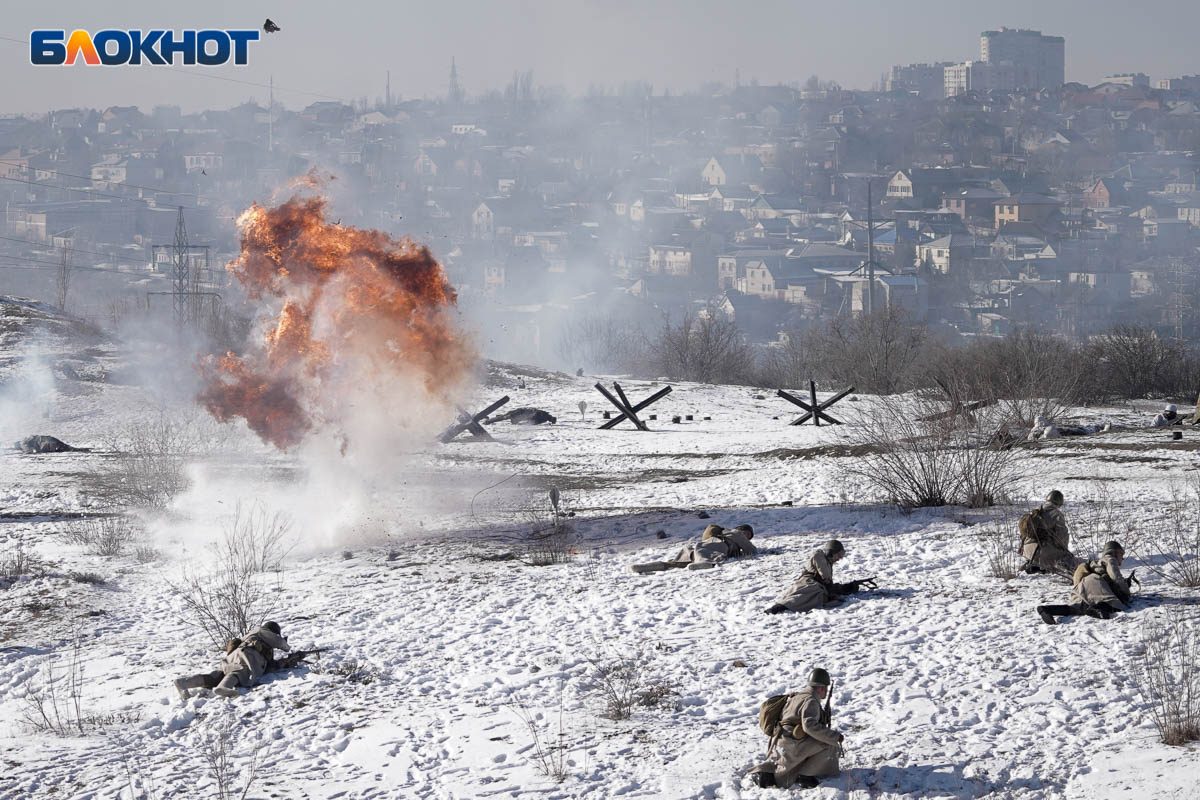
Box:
xmin=2 ymin=299 xmax=1199 ymax=799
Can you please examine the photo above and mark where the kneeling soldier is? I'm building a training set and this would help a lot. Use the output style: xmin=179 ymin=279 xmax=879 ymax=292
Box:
xmin=749 ymin=668 xmax=844 ymax=789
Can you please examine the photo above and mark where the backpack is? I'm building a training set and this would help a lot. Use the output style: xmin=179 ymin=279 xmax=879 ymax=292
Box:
xmin=1073 ymin=560 xmax=1101 ymax=587
xmin=224 ymin=636 xmax=243 ymax=655
xmin=1017 ymin=507 xmax=1050 ymax=550
xmin=758 ymin=693 xmax=796 ymax=736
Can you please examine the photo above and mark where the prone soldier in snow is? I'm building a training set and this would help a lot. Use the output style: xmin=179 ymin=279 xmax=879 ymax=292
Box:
xmin=1037 ymin=540 xmax=1136 ymax=624
xmin=1018 ymin=490 xmax=1077 ymax=575
xmin=764 ymin=539 xmax=876 ymax=614
xmin=173 ymin=622 xmax=292 ymax=699
xmin=748 ymin=668 xmax=844 ymax=789
xmin=629 ymin=523 xmax=757 ymax=574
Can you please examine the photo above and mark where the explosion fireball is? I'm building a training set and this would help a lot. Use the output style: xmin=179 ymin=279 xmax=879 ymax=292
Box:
xmin=200 ymin=192 xmax=475 ymax=449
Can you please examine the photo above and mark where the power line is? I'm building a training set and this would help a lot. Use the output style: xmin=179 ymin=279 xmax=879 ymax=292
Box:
xmin=0 ymin=234 xmax=155 ymax=266
xmin=0 ymin=159 xmax=198 ymax=199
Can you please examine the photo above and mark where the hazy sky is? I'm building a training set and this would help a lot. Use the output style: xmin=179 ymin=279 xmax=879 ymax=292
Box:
xmin=3 ymin=0 xmax=1198 ymax=113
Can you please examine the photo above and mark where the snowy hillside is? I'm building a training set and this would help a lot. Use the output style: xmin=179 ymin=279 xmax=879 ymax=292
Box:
xmin=1 ymin=307 xmax=1199 ymax=799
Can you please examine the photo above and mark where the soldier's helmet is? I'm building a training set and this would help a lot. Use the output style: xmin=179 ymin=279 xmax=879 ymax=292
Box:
xmin=1046 ymin=489 xmax=1065 ymax=507
xmin=1166 ymin=404 xmax=1177 ymax=413
xmin=807 ymin=668 xmax=831 ymax=687
xmin=734 ymin=524 xmax=754 ymax=539
xmin=1103 ymin=540 xmax=1124 ymax=555
xmin=823 ymin=539 xmax=845 ymax=556
xmin=263 ymin=621 xmax=282 ymax=635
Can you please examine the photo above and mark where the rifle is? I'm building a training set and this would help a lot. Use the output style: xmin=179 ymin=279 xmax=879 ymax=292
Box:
xmin=825 ymin=680 xmax=845 ymax=757
xmin=272 ymin=648 xmax=327 ymax=671
xmin=833 ymin=577 xmax=879 ymax=594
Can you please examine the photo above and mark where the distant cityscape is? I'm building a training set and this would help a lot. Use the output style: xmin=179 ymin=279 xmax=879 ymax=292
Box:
xmin=2 ymin=24 xmax=1199 ymax=366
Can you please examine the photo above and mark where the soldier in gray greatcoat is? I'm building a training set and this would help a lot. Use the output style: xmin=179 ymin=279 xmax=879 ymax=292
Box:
xmin=748 ymin=668 xmax=844 ymax=789
xmin=629 ymin=524 xmax=756 ymax=574
xmin=173 ymin=622 xmax=291 ymax=699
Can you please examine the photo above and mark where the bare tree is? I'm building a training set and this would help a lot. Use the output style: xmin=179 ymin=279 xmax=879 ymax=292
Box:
xmin=1087 ymin=325 xmax=1189 ymax=399
xmin=814 ymin=306 xmax=928 ymax=394
xmin=556 ymin=316 xmax=645 ymax=374
xmin=646 ymin=306 xmax=755 ymax=384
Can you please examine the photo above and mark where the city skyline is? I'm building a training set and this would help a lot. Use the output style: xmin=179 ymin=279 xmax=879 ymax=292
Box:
xmin=2 ymin=0 xmax=1199 ymax=112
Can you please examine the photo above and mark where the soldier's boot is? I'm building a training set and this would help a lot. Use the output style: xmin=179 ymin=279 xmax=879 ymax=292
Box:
xmin=213 ymin=674 xmax=241 ymax=698
xmin=748 ymin=771 xmax=776 ymax=788
xmin=797 ymin=775 xmax=820 ymax=789
xmin=173 ymin=675 xmax=208 ymax=701
xmin=764 ymin=604 xmax=787 ymax=615
xmin=1036 ymin=606 xmax=1057 ymax=625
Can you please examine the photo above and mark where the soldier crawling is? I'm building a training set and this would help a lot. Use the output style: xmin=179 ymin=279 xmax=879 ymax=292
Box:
xmin=765 ymin=539 xmax=876 ymax=614
xmin=1037 ymin=540 xmax=1134 ymax=624
xmin=173 ymin=621 xmax=291 ymax=699
xmin=629 ymin=523 xmax=756 ymax=574
xmin=748 ymin=668 xmax=844 ymax=789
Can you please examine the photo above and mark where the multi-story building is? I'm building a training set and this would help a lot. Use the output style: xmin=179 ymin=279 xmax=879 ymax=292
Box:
xmin=944 ymin=60 xmax=1016 ymax=97
xmin=886 ymin=62 xmax=954 ymax=97
xmin=980 ymin=28 xmax=1065 ymax=90
xmin=1105 ymin=73 xmax=1150 ymax=88
xmin=1157 ymin=75 xmax=1200 ymax=92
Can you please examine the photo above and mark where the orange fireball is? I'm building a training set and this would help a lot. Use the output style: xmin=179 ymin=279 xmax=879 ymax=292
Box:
xmin=199 ymin=192 xmax=474 ymax=449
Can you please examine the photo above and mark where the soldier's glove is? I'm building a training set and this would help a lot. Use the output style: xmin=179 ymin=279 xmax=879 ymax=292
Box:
xmin=764 ymin=604 xmax=787 ymax=615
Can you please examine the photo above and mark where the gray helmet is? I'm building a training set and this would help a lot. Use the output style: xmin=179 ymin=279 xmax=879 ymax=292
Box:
xmin=823 ymin=539 xmax=845 ymax=556
xmin=734 ymin=524 xmax=754 ymax=539
xmin=263 ymin=621 xmax=281 ymax=636
xmin=1103 ymin=540 xmax=1124 ymax=555
xmin=808 ymin=667 xmax=831 ymax=687
xmin=1166 ymin=404 xmax=1177 ymax=413
xmin=1046 ymin=490 xmax=1064 ymax=507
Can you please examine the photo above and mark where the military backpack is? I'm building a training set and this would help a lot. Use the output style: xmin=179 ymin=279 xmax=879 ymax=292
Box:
xmin=1073 ymin=560 xmax=1100 ymax=586
xmin=758 ymin=693 xmax=797 ymax=736
xmin=1017 ymin=507 xmax=1051 ymax=551
xmin=224 ymin=636 xmax=243 ymax=655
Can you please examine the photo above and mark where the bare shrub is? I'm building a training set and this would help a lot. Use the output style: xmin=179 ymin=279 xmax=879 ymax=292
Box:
xmin=21 ymin=635 xmax=85 ymax=736
xmin=100 ymin=409 xmax=208 ymax=509
xmin=754 ymin=329 xmax=817 ymax=389
xmin=199 ymin=718 xmax=266 ymax=800
xmin=1086 ymin=325 xmax=1190 ymax=400
xmin=516 ymin=488 xmax=575 ymax=566
xmin=645 ymin=306 xmax=756 ymax=384
xmin=924 ymin=329 xmax=1083 ymax=428
xmin=842 ymin=395 xmax=1020 ymax=508
xmin=1070 ymin=491 xmax=1133 ymax=563
xmin=134 ymin=545 xmax=162 ymax=564
xmin=1142 ymin=478 xmax=1200 ymax=588
xmin=64 ymin=516 xmax=139 ymax=557
xmin=69 ymin=571 xmax=106 ymax=585
xmin=170 ymin=503 xmax=292 ymax=649
xmin=508 ymin=691 xmax=571 ymax=783
xmin=583 ymin=642 xmax=664 ymax=721
xmin=1134 ymin=610 xmax=1200 ymax=746
xmin=980 ymin=511 xmax=1022 ymax=580
xmin=1 ymin=542 xmax=48 ymax=588
xmin=312 ymin=658 xmax=381 ymax=685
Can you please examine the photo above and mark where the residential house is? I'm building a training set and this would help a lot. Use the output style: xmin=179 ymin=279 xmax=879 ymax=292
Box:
xmin=994 ymin=193 xmax=1063 ymax=230
xmin=916 ymin=233 xmax=975 ymax=275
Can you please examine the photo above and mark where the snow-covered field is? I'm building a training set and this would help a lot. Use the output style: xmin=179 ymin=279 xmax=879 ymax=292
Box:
xmin=2 ymin=298 xmax=1199 ymax=799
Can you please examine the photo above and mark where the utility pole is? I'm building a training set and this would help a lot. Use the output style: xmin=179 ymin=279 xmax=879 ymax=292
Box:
xmin=172 ymin=206 xmax=189 ymax=322
xmin=386 ymin=70 xmax=391 ymax=110
xmin=866 ymin=183 xmax=876 ymax=315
